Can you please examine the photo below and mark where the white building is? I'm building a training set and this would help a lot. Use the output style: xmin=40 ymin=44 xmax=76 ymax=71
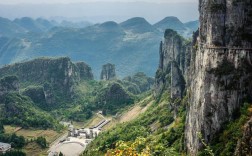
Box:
xmin=0 ymin=142 xmax=11 ymax=154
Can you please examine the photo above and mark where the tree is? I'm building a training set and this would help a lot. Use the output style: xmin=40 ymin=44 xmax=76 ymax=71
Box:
xmin=0 ymin=121 xmax=4 ymax=133
xmin=59 ymin=152 xmax=64 ymax=156
xmin=10 ymin=134 xmax=26 ymax=148
xmin=1 ymin=150 xmax=26 ymax=156
xmin=36 ymin=136 xmax=47 ymax=148
xmin=85 ymin=109 xmax=92 ymax=119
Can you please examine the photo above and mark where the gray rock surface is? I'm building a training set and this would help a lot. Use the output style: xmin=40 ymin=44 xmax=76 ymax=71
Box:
xmin=185 ymin=0 xmax=252 ymax=155
xmin=100 ymin=63 xmax=116 ymax=81
xmin=154 ymin=29 xmax=188 ymax=100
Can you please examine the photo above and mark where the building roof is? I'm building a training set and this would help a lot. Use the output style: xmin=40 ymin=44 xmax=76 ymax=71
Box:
xmin=0 ymin=142 xmax=11 ymax=150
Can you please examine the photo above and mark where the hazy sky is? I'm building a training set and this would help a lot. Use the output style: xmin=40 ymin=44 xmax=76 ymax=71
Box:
xmin=0 ymin=0 xmax=197 ymax=4
xmin=0 ymin=0 xmax=198 ymax=23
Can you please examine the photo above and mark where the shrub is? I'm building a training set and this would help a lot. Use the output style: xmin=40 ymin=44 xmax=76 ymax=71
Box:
xmin=36 ymin=136 xmax=47 ymax=148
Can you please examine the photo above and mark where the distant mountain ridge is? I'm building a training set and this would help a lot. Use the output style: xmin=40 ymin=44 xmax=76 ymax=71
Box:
xmin=120 ymin=17 xmax=155 ymax=34
xmin=154 ymin=16 xmax=197 ymax=38
xmin=0 ymin=17 xmax=92 ymax=37
xmin=0 ymin=16 xmax=198 ymax=78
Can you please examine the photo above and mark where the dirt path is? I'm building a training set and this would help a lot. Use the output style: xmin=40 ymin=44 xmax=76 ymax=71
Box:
xmin=119 ymin=101 xmax=153 ymax=123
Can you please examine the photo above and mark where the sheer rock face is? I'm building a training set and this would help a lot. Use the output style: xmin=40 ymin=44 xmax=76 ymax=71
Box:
xmin=185 ymin=0 xmax=252 ymax=155
xmin=0 ymin=57 xmax=76 ymax=98
xmin=0 ymin=57 xmax=94 ymax=106
xmin=235 ymin=116 xmax=252 ymax=156
xmin=100 ymin=63 xmax=116 ymax=81
xmin=199 ymin=0 xmax=252 ymax=47
xmin=154 ymin=29 xmax=188 ymax=99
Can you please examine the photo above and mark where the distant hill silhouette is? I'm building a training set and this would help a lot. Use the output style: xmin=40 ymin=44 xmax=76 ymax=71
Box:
xmin=0 ymin=16 xmax=198 ymax=78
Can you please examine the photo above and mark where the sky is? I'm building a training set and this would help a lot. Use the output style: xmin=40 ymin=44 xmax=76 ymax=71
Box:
xmin=0 ymin=0 xmax=198 ymax=23
xmin=0 ymin=0 xmax=197 ymax=4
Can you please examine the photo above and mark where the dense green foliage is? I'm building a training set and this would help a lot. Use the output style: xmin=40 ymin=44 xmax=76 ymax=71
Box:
xmin=52 ymin=80 xmax=132 ymax=122
xmin=0 ymin=76 xmax=18 ymax=89
xmin=0 ymin=150 xmax=26 ymax=156
xmin=84 ymin=92 xmax=187 ymax=156
xmin=35 ymin=136 xmax=47 ymax=149
xmin=22 ymin=86 xmax=47 ymax=109
xmin=60 ymin=80 xmax=102 ymax=122
xmin=0 ymin=57 xmax=154 ymax=128
xmin=2 ymin=93 xmax=58 ymax=129
xmin=121 ymin=72 xmax=154 ymax=94
xmin=94 ymin=82 xmax=134 ymax=115
xmin=66 ymin=80 xmax=137 ymax=121
xmin=0 ymin=133 xmax=25 ymax=148
xmin=0 ymin=121 xmax=4 ymax=133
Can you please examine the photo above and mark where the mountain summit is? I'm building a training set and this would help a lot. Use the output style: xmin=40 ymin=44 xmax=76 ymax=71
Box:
xmin=120 ymin=17 xmax=154 ymax=33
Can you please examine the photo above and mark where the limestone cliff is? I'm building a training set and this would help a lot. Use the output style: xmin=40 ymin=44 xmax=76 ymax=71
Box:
xmin=185 ymin=0 xmax=252 ymax=155
xmin=0 ymin=57 xmax=94 ymax=107
xmin=154 ymin=29 xmax=187 ymax=100
xmin=100 ymin=63 xmax=116 ymax=80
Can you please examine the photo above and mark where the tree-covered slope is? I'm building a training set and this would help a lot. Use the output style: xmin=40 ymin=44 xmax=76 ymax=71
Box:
xmin=2 ymin=93 xmax=58 ymax=129
xmin=0 ymin=76 xmax=59 ymax=129
xmin=84 ymin=92 xmax=187 ymax=156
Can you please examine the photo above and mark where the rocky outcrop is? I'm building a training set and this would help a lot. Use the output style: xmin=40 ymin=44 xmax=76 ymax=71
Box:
xmin=75 ymin=62 xmax=94 ymax=80
xmin=185 ymin=0 xmax=252 ymax=155
xmin=0 ymin=76 xmax=19 ymax=101
xmin=0 ymin=57 xmax=94 ymax=107
xmin=154 ymin=29 xmax=188 ymax=100
xmin=100 ymin=63 xmax=116 ymax=81
xmin=235 ymin=116 xmax=252 ymax=156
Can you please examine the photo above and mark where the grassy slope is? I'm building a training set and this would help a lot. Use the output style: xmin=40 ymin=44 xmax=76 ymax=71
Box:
xmin=101 ymin=95 xmax=154 ymax=131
